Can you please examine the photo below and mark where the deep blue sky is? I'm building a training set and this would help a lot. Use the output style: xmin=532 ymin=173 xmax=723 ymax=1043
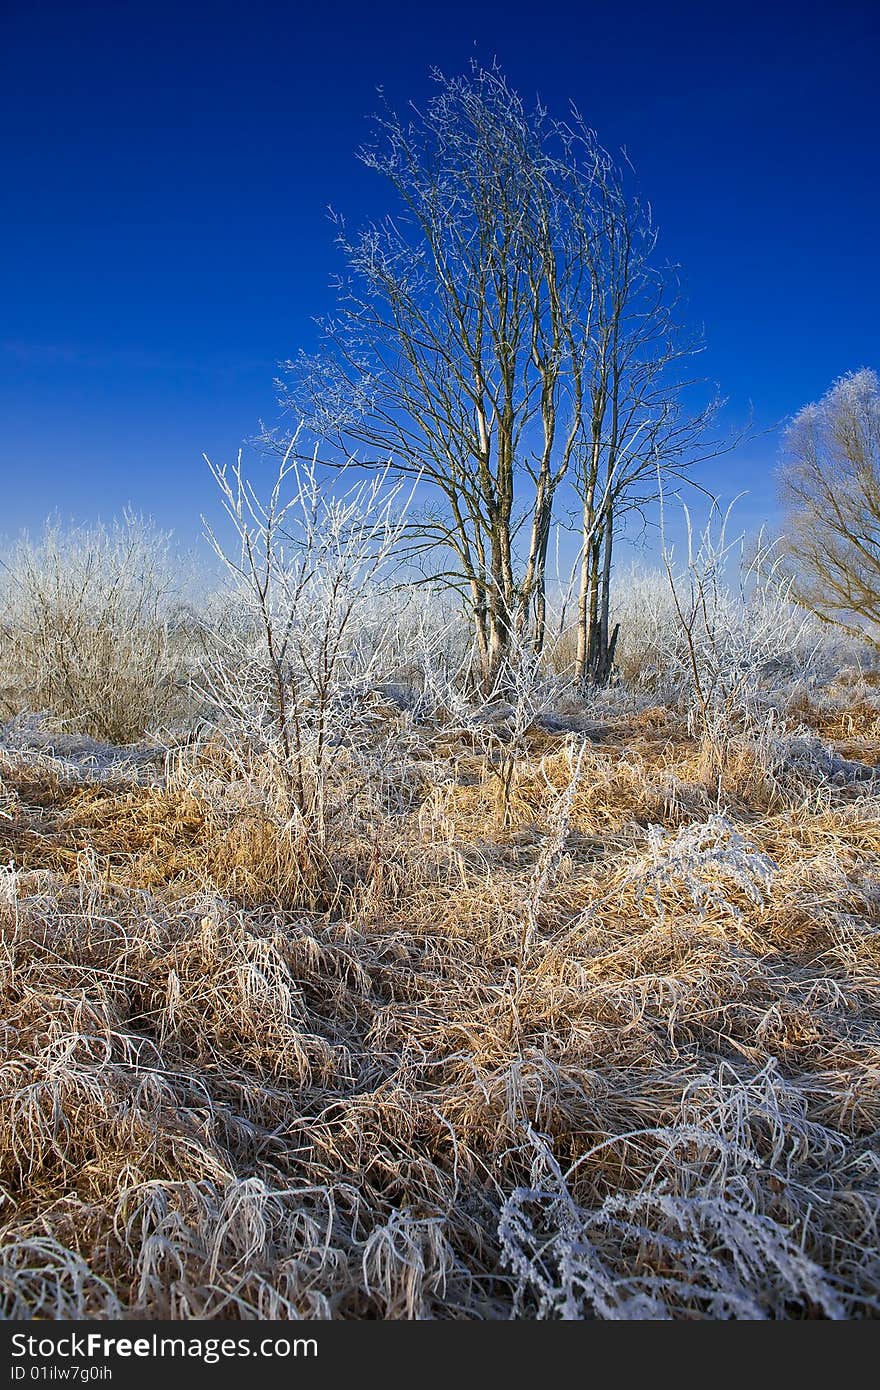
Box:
xmin=2 ymin=0 xmax=878 ymax=551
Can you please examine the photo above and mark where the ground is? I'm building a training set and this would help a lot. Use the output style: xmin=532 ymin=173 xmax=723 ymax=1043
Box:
xmin=0 ymin=689 xmax=878 ymax=1319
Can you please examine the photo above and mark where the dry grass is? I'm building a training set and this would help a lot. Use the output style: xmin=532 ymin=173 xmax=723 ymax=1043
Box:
xmin=0 ymin=695 xmax=878 ymax=1320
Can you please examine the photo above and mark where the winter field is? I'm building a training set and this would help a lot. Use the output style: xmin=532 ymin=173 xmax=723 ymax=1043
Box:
xmin=0 ymin=511 xmax=878 ymax=1320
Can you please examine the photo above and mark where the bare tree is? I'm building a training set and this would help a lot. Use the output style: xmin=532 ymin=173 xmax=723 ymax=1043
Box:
xmin=572 ymin=152 xmax=719 ymax=686
xmin=284 ymin=63 xmax=721 ymax=693
xmin=284 ymin=64 xmax=605 ymax=692
xmin=779 ymin=368 xmax=880 ymax=643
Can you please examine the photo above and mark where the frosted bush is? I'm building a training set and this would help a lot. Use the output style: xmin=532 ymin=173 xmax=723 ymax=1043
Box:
xmin=200 ymin=437 xmax=411 ymax=834
xmin=625 ymin=814 xmax=777 ymax=922
xmin=500 ymin=1149 xmax=847 ymax=1320
xmin=608 ymin=567 xmax=689 ymax=699
xmin=661 ymin=504 xmax=822 ymax=748
xmin=0 ymin=515 xmax=189 ymax=743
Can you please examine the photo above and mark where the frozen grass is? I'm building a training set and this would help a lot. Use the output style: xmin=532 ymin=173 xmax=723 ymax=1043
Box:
xmin=0 ymin=677 xmax=878 ymax=1320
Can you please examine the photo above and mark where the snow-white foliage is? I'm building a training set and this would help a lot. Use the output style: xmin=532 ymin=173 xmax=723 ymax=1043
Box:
xmin=522 ymin=738 xmax=588 ymax=952
xmin=606 ymin=566 xmax=691 ymax=699
xmin=765 ymin=722 xmax=880 ymax=787
xmin=781 ymin=370 xmax=880 ymax=645
xmin=591 ymin=557 xmax=839 ymax=712
xmin=499 ymin=1062 xmax=869 ymax=1319
xmin=626 ymin=815 xmax=777 ymax=923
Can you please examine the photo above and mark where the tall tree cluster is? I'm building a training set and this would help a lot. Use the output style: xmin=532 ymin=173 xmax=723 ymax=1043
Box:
xmin=288 ymin=64 xmax=712 ymax=689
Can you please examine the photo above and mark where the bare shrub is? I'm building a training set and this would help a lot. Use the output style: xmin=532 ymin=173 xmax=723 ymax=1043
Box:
xmin=200 ymin=434 xmax=409 ymax=845
xmin=0 ymin=515 xmax=187 ymax=743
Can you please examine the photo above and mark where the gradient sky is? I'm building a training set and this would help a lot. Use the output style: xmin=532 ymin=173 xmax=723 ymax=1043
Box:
xmin=2 ymin=0 xmax=878 ymax=553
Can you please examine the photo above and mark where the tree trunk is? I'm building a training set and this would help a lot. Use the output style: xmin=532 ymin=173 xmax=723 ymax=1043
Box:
xmin=593 ymin=503 xmax=615 ymax=685
xmin=574 ymin=501 xmax=593 ymax=682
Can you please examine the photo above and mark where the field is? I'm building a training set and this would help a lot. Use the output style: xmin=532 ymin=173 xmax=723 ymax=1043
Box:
xmin=4 ymin=14 xmax=878 ymax=1329
xmin=1 ymin=647 xmax=879 ymax=1319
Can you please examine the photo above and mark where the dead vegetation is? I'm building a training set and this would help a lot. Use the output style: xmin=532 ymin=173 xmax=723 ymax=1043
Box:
xmin=0 ymin=691 xmax=878 ymax=1320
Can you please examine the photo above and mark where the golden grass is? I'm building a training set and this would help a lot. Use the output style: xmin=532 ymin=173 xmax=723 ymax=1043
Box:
xmin=0 ymin=710 xmax=878 ymax=1319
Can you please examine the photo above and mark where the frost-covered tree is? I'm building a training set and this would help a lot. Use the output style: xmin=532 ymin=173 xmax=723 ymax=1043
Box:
xmin=284 ymin=64 xmax=711 ymax=692
xmin=286 ymin=65 xmax=600 ymax=690
xmin=779 ymin=368 xmax=880 ymax=643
